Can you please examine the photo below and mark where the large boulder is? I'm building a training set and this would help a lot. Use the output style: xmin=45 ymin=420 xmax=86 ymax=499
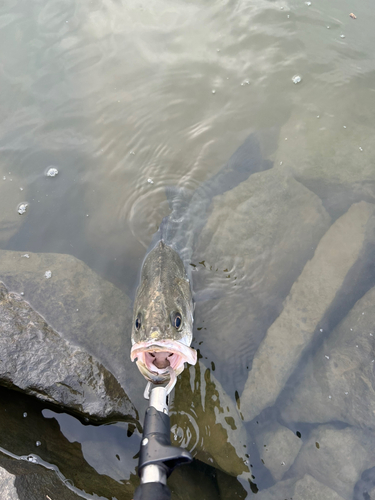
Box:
xmin=291 ymin=425 xmax=375 ymax=500
xmin=0 ymin=249 xmax=144 ymax=411
xmin=193 ymin=168 xmax=331 ymax=391
xmin=255 ymin=474 xmax=346 ymax=500
xmin=241 ymin=201 xmax=375 ymax=421
xmin=281 ymin=285 xmax=375 ymax=431
xmin=0 ymin=282 xmax=136 ymax=421
xmin=254 ymin=423 xmax=302 ymax=481
xmin=275 ymin=76 xmax=375 ymax=220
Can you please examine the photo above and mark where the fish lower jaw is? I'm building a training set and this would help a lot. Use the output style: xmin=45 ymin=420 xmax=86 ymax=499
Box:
xmin=136 ymin=360 xmax=183 ymax=384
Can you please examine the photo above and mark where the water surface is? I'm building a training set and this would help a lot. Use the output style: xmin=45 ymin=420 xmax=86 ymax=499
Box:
xmin=1 ymin=0 xmax=375 ymax=498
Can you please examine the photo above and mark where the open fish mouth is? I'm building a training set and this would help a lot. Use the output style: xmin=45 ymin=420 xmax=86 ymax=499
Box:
xmin=130 ymin=339 xmax=197 ymax=383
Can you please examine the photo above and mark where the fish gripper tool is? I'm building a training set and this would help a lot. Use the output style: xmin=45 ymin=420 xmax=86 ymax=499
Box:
xmin=133 ymin=377 xmax=192 ymax=500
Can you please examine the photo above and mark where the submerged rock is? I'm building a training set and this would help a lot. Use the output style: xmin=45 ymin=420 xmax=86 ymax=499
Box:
xmin=282 ymin=285 xmax=375 ymax=431
xmin=0 ymin=282 xmax=137 ymax=421
xmin=255 ymin=474 xmax=346 ymax=500
xmin=291 ymin=425 xmax=375 ymax=499
xmin=254 ymin=423 xmax=302 ymax=481
xmin=193 ymin=168 xmax=331 ymax=391
xmin=241 ymin=201 xmax=375 ymax=422
xmin=275 ymin=80 xmax=375 ymax=220
xmin=170 ymin=360 xmax=252 ymax=485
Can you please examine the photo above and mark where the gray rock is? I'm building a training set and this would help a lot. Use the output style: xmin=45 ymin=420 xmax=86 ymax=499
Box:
xmin=293 ymin=474 xmax=346 ymax=500
xmin=241 ymin=202 xmax=375 ymax=422
xmin=282 ymin=285 xmax=375 ymax=431
xmin=193 ymin=168 xmax=331 ymax=390
xmin=255 ymin=423 xmax=302 ymax=481
xmin=0 ymin=452 xmax=83 ymax=500
xmin=0 ymin=465 xmax=18 ymax=500
xmin=0 ymin=249 xmax=144 ymax=412
xmin=0 ymin=282 xmax=136 ymax=421
xmin=291 ymin=425 xmax=375 ymax=500
xmin=255 ymin=475 xmax=345 ymax=500
xmin=274 ymin=85 xmax=375 ymax=219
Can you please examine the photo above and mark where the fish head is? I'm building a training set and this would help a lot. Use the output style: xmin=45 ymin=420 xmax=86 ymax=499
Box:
xmin=131 ymin=241 xmax=197 ymax=383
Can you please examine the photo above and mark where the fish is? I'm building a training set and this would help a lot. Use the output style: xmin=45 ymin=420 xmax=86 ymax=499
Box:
xmin=130 ymin=132 xmax=274 ymax=383
xmin=130 ymin=240 xmax=196 ymax=383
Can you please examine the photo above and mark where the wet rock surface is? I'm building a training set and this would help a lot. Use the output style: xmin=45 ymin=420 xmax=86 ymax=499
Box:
xmin=241 ymin=201 xmax=375 ymax=422
xmin=282 ymin=285 xmax=375 ymax=431
xmin=0 ymin=249 xmax=144 ymax=412
xmin=0 ymin=452 xmax=83 ymax=500
xmin=193 ymin=168 xmax=331 ymax=391
xmin=254 ymin=423 xmax=302 ymax=481
xmin=291 ymin=425 xmax=375 ymax=500
xmin=0 ymin=282 xmax=136 ymax=421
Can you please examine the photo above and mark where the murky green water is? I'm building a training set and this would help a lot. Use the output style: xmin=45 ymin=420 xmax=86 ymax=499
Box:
xmin=1 ymin=0 xmax=375 ymax=498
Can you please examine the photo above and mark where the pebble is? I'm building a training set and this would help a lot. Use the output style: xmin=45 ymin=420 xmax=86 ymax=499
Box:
xmin=212 ymin=90 xmax=216 ymax=94
xmin=292 ymin=75 xmax=302 ymax=84
xmin=22 ymin=254 xmax=30 ymax=258
xmin=36 ymin=441 xmax=41 ymax=447
xmin=340 ymin=34 xmax=345 ymax=38
xmin=23 ymin=412 xmax=27 ymax=418
xmin=44 ymin=270 xmax=52 ymax=279
xmin=147 ymin=178 xmax=154 ymax=184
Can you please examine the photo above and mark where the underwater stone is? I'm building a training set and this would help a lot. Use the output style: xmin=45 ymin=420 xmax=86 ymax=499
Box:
xmin=241 ymin=202 xmax=375 ymax=422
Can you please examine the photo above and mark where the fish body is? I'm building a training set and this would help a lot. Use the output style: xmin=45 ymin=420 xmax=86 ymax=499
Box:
xmin=131 ymin=240 xmax=196 ymax=382
xmin=131 ymin=132 xmax=273 ymax=383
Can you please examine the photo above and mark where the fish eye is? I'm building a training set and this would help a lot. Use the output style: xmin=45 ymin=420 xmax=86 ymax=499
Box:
xmin=171 ymin=312 xmax=182 ymax=330
xmin=135 ymin=313 xmax=142 ymax=331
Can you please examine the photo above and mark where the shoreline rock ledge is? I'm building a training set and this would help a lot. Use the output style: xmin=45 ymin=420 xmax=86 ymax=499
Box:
xmin=240 ymin=201 xmax=375 ymax=422
xmin=0 ymin=282 xmax=137 ymax=422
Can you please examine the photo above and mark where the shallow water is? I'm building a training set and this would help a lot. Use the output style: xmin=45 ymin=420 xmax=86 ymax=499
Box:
xmin=1 ymin=0 xmax=375 ymax=498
